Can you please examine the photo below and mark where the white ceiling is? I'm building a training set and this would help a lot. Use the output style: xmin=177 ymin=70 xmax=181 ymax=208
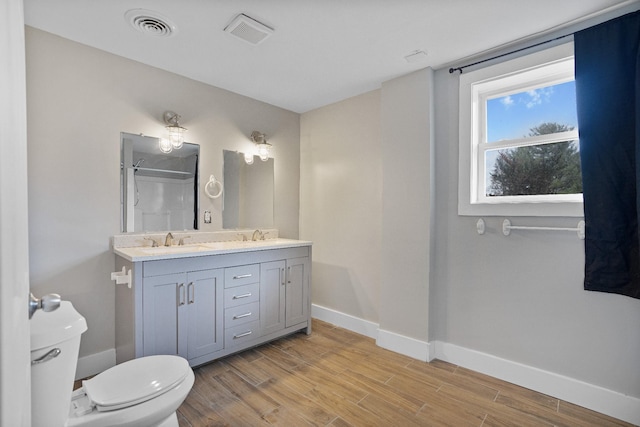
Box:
xmin=24 ymin=0 xmax=636 ymax=113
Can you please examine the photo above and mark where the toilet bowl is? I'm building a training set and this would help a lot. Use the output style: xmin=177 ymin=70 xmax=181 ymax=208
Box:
xmin=30 ymin=301 xmax=194 ymax=427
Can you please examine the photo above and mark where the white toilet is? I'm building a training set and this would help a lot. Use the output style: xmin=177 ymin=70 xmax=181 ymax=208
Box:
xmin=30 ymin=300 xmax=194 ymax=427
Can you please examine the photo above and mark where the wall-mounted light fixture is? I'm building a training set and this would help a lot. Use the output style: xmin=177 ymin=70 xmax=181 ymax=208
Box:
xmin=161 ymin=111 xmax=187 ymax=153
xmin=250 ymin=131 xmax=271 ymax=161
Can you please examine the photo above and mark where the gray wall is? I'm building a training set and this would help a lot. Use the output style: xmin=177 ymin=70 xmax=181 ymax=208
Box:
xmin=379 ymin=69 xmax=433 ymax=342
xmin=301 ymin=68 xmax=434 ymax=355
xmin=431 ymin=61 xmax=640 ymax=398
xmin=25 ymin=27 xmax=300 ymax=361
xmin=300 ymin=90 xmax=382 ymax=323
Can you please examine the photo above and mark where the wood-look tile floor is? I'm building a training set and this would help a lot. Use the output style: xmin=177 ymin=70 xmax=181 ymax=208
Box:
xmin=177 ymin=319 xmax=633 ymax=427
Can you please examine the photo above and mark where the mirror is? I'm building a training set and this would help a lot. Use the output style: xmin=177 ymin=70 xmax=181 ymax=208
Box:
xmin=222 ymin=150 xmax=274 ymax=229
xmin=121 ymin=132 xmax=199 ymax=232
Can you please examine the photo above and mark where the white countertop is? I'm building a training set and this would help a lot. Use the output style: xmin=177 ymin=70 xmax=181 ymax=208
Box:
xmin=114 ymin=238 xmax=312 ymax=262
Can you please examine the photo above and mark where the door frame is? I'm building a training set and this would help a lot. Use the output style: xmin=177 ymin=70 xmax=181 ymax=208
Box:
xmin=0 ymin=0 xmax=31 ymax=425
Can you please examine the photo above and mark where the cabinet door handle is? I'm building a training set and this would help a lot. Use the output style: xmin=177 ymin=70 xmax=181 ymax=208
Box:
xmin=281 ymin=268 xmax=285 ymax=286
xmin=287 ymin=266 xmax=291 ymax=284
xmin=188 ymin=282 xmax=194 ymax=304
xmin=233 ymin=312 xmax=252 ymax=320
xmin=233 ymin=274 xmax=252 ymax=279
xmin=233 ymin=330 xmax=252 ymax=339
xmin=232 ymin=292 xmax=252 ymax=299
xmin=178 ymin=283 xmax=185 ymax=306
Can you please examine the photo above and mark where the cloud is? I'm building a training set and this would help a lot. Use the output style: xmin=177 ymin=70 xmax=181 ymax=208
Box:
xmin=526 ymin=87 xmax=554 ymax=108
xmin=500 ymin=95 xmax=514 ymax=108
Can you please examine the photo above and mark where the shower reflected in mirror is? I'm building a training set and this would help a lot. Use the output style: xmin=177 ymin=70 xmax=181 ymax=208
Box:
xmin=121 ymin=132 xmax=199 ymax=232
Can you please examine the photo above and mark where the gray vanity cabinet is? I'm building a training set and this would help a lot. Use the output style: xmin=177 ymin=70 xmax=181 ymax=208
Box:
xmin=284 ymin=257 xmax=310 ymax=327
xmin=260 ymin=257 xmax=310 ymax=336
xmin=142 ymin=269 xmax=223 ymax=360
xmin=223 ymin=264 xmax=261 ymax=349
xmin=115 ymin=244 xmax=311 ymax=368
xmin=260 ymin=261 xmax=286 ymax=335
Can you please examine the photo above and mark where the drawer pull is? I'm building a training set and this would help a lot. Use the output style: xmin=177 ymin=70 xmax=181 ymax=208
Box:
xmin=188 ymin=282 xmax=194 ymax=304
xmin=233 ymin=312 xmax=252 ymax=320
xmin=233 ymin=292 xmax=252 ymax=299
xmin=178 ymin=284 xmax=185 ymax=306
xmin=233 ymin=330 xmax=253 ymax=339
xmin=233 ymin=274 xmax=252 ymax=279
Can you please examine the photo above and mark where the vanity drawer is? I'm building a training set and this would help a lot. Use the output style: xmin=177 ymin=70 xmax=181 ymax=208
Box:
xmin=224 ymin=264 xmax=260 ymax=288
xmin=225 ymin=321 xmax=260 ymax=347
xmin=224 ymin=301 xmax=259 ymax=328
xmin=224 ymin=283 xmax=259 ymax=308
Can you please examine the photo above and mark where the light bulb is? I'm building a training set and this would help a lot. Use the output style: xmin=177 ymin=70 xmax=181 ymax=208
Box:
xmin=257 ymin=143 xmax=270 ymax=161
xmin=159 ymin=138 xmax=173 ymax=153
xmin=167 ymin=126 xmax=185 ymax=149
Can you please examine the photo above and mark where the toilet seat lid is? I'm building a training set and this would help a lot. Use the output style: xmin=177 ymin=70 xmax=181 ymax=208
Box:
xmin=83 ymin=355 xmax=190 ymax=411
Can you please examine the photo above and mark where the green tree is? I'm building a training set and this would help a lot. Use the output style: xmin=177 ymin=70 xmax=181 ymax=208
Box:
xmin=488 ymin=122 xmax=582 ymax=196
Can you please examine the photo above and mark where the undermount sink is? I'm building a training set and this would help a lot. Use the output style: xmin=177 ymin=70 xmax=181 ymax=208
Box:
xmin=139 ymin=245 xmax=207 ymax=255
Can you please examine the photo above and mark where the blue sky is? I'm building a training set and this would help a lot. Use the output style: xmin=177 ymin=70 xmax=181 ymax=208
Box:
xmin=486 ymin=80 xmax=578 ymax=142
xmin=484 ymin=80 xmax=578 ymax=194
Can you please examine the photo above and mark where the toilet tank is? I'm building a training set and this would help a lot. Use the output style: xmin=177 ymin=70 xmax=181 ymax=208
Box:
xmin=31 ymin=301 xmax=87 ymax=427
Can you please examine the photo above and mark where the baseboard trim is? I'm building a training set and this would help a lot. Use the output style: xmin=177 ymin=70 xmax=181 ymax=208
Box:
xmin=311 ymin=304 xmax=432 ymax=361
xmin=75 ymin=348 xmax=116 ymax=380
xmin=433 ymin=341 xmax=640 ymax=426
xmin=376 ymin=328 xmax=431 ymax=362
xmin=311 ymin=304 xmax=378 ymax=339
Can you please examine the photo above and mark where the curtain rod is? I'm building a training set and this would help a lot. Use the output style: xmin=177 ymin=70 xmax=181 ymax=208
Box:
xmin=448 ymin=33 xmax=573 ymax=74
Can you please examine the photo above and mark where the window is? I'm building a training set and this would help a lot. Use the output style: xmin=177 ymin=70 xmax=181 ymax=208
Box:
xmin=458 ymin=42 xmax=584 ymax=217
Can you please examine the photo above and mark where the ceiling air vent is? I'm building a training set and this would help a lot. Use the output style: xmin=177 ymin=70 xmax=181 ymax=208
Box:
xmin=224 ymin=14 xmax=273 ymax=45
xmin=125 ymin=9 xmax=177 ymax=37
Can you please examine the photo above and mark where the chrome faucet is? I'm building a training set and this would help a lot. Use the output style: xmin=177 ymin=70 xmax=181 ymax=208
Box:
xmin=144 ymin=237 xmax=159 ymax=247
xmin=164 ymin=232 xmax=174 ymax=247
xmin=252 ymin=229 xmax=263 ymax=241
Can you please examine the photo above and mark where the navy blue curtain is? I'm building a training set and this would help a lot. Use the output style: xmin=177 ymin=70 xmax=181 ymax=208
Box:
xmin=575 ymin=10 xmax=640 ymax=299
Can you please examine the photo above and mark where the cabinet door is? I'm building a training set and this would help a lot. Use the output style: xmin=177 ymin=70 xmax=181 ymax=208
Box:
xmin=186 ymin=269 xmax=224 ymax=360
xmin=142 ymin=273 xmax=186 ymax=358
xmin=285 ymin=257 xmax=310 ymax=327
xmin=260 ymin=260 xmax=285 ymax=335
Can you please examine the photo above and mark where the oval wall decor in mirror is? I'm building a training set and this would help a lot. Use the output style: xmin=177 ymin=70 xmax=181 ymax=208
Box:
xmin=120 ymin=132 xmax=199 ymax=232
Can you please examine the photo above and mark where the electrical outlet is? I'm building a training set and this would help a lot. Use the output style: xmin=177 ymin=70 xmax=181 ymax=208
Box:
xmin=204 ymin=210 xmax=212 ymax=224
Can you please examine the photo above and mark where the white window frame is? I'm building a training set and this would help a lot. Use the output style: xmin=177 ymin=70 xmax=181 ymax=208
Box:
xmin=458 ymin=42 xmax=584 ymax=217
